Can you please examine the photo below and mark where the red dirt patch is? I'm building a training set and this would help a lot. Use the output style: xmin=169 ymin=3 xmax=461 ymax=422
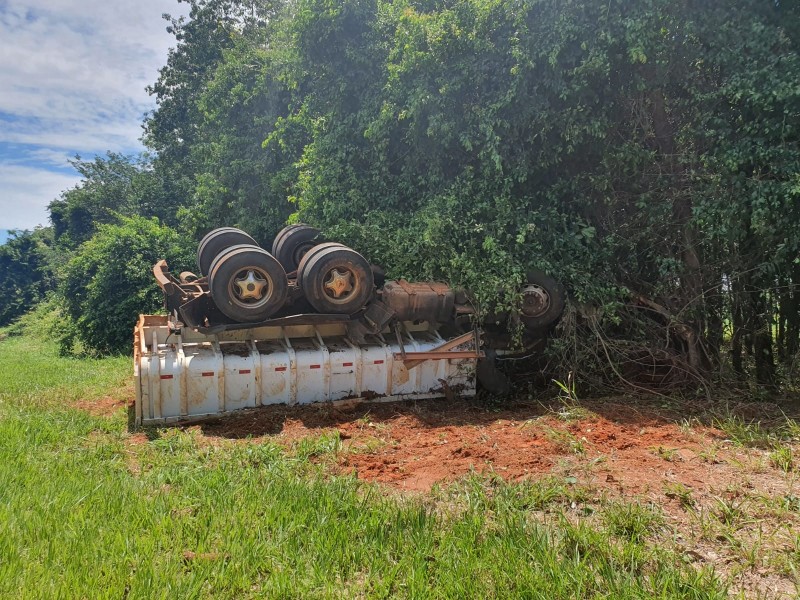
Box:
xmin=126 ymin=432 xmax=150 ymax=445
xmin=333 ymin=404 xmax=730 ymax=493
xmin=74 ymin=395 xmax=128 ymax=417
xmin=191 ymin=396 xmax=790 ymax=498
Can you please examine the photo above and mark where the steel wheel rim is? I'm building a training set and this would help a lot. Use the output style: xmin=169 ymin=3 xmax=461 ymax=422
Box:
xmin=521 ymin=284 xmax=551 ymax=318
xmin=228 ymin=266 xmax=274 ymax=309
xmin=322 ymin=267 xmax=360 ymax=304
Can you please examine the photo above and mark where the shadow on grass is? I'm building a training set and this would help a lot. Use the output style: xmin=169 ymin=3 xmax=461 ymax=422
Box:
xmin=127 ymin=385 xmax=800 ymax=441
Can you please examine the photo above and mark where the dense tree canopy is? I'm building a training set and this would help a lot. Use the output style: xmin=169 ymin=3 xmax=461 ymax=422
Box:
xmin=0 ymin=229 xmax=54 ymax=326
xmin=48 ymin=153 xmax=182 ymax=250
xmin=3 ymin=0 xmax=800 ymax=392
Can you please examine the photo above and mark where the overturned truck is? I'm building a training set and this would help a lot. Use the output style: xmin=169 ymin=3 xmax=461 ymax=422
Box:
xmin=133 ymin=226 xmax=565 ymax=426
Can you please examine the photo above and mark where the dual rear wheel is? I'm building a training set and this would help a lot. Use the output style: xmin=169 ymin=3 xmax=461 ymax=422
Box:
xmin=271 ymin=224 xmax=322 ymax=273
xmin=197 ymin=226 xmax=374 ymax=322
xmin=296 ymin=243 xmax=374 ymax=314
xmin=208 ymin=244 xmax=288 ymax=323
xmin=196 ymin=227 xmax=257 ymax=277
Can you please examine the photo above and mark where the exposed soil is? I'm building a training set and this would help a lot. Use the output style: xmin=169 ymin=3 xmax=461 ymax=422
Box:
xmin=75 ymin=395 xmax=128 ymax=417
xmin=189 ymin=395 xmax=796 ymax=497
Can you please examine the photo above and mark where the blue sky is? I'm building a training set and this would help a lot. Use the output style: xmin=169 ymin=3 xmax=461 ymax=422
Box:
xmin=0 ymin=0 xmax=186 ymax=230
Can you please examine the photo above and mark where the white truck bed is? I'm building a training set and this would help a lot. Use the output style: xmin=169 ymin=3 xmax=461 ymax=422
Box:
xmin=133 ymin=315 xmax=477 ymax=426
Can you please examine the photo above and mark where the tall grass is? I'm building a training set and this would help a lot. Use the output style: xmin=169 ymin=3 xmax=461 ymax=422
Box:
xmin=0 ymin=332 xmax=728 ymax=598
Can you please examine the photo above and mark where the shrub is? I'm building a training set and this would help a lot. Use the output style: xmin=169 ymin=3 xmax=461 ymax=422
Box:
xmin=61 ymin=216 xmax=193 ymax=355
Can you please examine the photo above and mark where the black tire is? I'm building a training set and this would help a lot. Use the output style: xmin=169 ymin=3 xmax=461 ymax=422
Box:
xmin=271 ymin=224 xmax=323 ymax=273
xmin=270 ymin=224 xmax=302 ymax=254
xmin=207 ymin=243 xmax=260 ymax=277
xmin=197 ymin=227 xmax=258 ymax=276
xmin=477 ymin=350 xmax=511 ymax=395
xmin=519 ymin=269 xmax=566 ymax=330
xmin=208 ymin=244 xmax=288 ymax=322
xmin=295 ymin=242 xmax=346 ymax=275
xmin=297 ymin=244 xmax=374 ymax=314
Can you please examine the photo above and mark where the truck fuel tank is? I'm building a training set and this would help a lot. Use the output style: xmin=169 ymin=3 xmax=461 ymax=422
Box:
xmin=380 ymin=280 xmax=455 ymax=324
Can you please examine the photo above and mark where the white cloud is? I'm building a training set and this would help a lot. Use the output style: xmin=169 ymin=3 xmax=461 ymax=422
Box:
xmin=0 ymin=164 xmax=80 ymax=230
xmin=0 ymin=0 xmax=187 ymax=229
xmin=21 ymin=148 xmax=74 ymax=168
xmin=0 ymin=0 xmax=182 ymax=152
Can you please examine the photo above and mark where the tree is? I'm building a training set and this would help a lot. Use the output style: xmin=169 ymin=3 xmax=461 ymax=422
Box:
xmin=49 ymin=153 xmax=182 ymax=250
xmin=144 ymin=0 xmax=283 ymax=206
xmin=184 ymin=24 xmax=306 ymax=242
xmin=271 ymin=0 xmax=800 ymax=386
xmin=0 ymin=229 xmax=54 ymax=326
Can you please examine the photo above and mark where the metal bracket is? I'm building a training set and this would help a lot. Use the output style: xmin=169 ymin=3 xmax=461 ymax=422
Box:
xmin=396 ymin=331 xmax=483 ymax=370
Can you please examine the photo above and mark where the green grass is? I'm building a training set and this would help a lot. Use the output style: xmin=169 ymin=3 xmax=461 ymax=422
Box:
xmin=713 ymin=414 xmax=800 ymax=450
xmin=769 ymin=445 xmax=795 ymax=473
xmin=0 ymin=332 xmax=730 ymax=599
xmin=0 ymin=333 xmax=130 ymax=401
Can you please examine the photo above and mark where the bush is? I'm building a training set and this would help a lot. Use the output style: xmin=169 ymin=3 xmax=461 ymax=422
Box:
xmin=61 ymin=217 xmax=193 ymax=355
xmin=0 ymin=228 xmax=55 ymax=326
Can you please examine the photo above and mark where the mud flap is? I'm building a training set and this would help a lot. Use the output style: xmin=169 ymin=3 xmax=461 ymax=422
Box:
xmin=476 ymin=350 xmax=511 ymax=395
